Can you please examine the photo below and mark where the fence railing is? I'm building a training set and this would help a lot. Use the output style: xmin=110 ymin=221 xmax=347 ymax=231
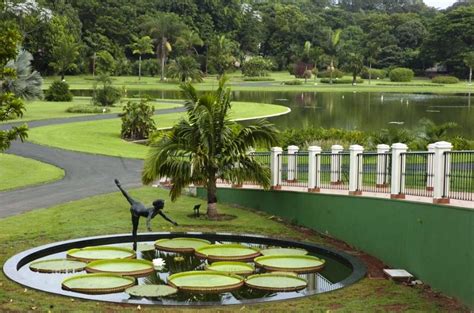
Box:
xmin=277 ymin=152 xmax=309 ymax=188
xmin=400 ymin=152 xmax=434 ymax=198
xmin=356 ymin=152 xmax=391 ymax=193
xmin=443 ymin=151 xmax=474 ymax=201
xmin=315 ymin=152 xmax=350 ymax=190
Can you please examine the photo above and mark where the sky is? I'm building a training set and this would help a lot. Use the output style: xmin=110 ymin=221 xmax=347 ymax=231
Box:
xmin=423 ymin=0 xmax=457 ymax=9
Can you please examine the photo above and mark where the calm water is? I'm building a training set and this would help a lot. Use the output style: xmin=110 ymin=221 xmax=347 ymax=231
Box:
xmin=74 ymin=90 xmax=474 ymax=138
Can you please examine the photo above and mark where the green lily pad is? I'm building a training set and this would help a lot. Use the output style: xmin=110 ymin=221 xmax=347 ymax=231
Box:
xmin=195 ymin=244 xmax=260 ymax=261
xmin=245 ymin=273 xmax=307 ymax=292
xmin=168 ymin=271 xmax=244 ymax=293
xmin=126 ymin=284 xmax=177 ymax=298
xmin=29 ymin=259 xmax=86 ymax=273
xmin=254 ymin=255 xmax=325 ymax=273
xmin=206 ymin=261 xmax=254 ymax=275
xmin=86 ymin=259 xmax=154 ymax=277
xmin=155 ymin=237 xmax=211 ymax=253
xmin=66 ymin=246 xmax=136 ymax=262
xmin=62 ymin=273 xmax=135 ymax=294
xmin=260 ymin=247 xmax=308 ymax=256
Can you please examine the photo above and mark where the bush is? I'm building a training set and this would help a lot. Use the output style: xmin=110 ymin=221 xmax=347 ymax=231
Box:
xmin=451 ymin=136 xmax=473 ymax=150
xmin=361 ymin=68 xmax=386 ymax=80
xmin=140 ymin=59 xmax=161 ymax=77
xmin=291 ymin=62 xmax=314 ymax=78
xmin=92 ymin=75 xmax=121 ymax=107
xmin=241 ymin=56 xmax=272 ymax=77
xmin=432 ymin=75 xmax=459 ymax=84
xmin=242 ymin=77 xmax=275 ymax=81
xmin=120 ymin=99 xmax=156 ymax=140
xmin=279 ymin=127 xmax=369 ymax=150
xmin=283 ymin=80 xmax=303 ymax=85
xmin=318 ymin=69 xmax=344 ymax=79
xmin=303 ymin=70 xmax=312 ymax=80
xmin=66 ymin=105 xmax=110 ymax=114
xmin=320 ymin=78 xmax=364 ymax=84
xmin=45 ymin=81 xmax=73 ymax=102
xmin=389 ymin=67 xmax=414 ymax=82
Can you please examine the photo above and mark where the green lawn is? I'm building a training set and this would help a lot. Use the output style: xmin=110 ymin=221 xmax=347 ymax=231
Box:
xmin=42 ymin=73 xmax=474 ymax=94
xmin=27 ymin=102 xmax=290 ymax=159
xmin=0 ymin=154 xmax=64 ymax=191
xmin=1 ymin=97 xmax=182 ymax=124
xmin=0 ymin=187 xmax=464 ymax=312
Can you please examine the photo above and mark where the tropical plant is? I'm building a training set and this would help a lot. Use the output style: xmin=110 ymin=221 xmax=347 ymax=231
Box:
xmin=207 ymin=35 xmax=238 ymax=77
xmin=142 ymin=77 xmax=278 ymax=218
xmin=4 ymin=49 xmax=43 ymax=100
xmin=415 ymin=118 xmax=458 ymax=146
xmin=464 ymin=51 xmax=474 ymax=85
xmin=167 ymin=56 xmax=203 ymax=82
xmin=92 ymin=75 xmax=121 ymax=107
xmin=176 ymin=30 xmax=203 ymax=56
xmin=120 ymin=99 xmax=156 ymax=140
xmin=95 ymin=50 xmax=116 ymax=75
xmin=45 ymin=80 xmax=73 ymax=101
xmin=342 ymin=53 xmax=364 ymax=85
xmin=365 ymin=42 xmax=381 ymax=85
xmin=129 ymin=36 xmax=154 ymax=81
xmin=326 ymin=29 xmax=342 ymax=84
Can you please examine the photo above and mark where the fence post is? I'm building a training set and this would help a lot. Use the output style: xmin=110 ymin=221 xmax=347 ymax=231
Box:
xmin=376 ymin=144 xmax=390 ymax=187
xmin=433 ymin=141 xmax=452 ymax=204
xmin=390 ymin=143 xmax=408 ymax=199
xmin=308 ymin=145 xmax=322 ymax=192
xmin=426 ymin=143 xmax=435 ymax=191
xmin=349 ymin=145 xmax=364 ymax=195
xmin=271 ymin=147 xmax=283 ymax=190
xmin=331 ymin=145 xmax=344 ymax=185
xmin=287 ymin=145 xmax=299 ymax=182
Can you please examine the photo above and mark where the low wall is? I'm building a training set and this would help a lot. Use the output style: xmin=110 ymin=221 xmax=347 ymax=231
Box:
xmin=197 ymin=187 xmax=473 ymax=308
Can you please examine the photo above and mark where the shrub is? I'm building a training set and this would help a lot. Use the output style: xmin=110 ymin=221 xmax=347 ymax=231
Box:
xmin=303 ymin=70 xmax=312 ymax=81
xmin=241 ymin=56 xmax=272 ymax=77
xmin=432 ymin=75 xmax=459 ymax=84
xmin=361 ymin=68 xmax=386 ymax=79
xmin=92 ymin=75 xmax=121 ymax=107
xmin=242 ymin=77 xmax=275 ymax=81
xmin=389 ymin=67 xmax=414 ymax=82
xmin=291 ymin=62 xmax=314 ymax=78
xmin=66 ymin=105 xmax=110 ymax=114
xmin=318 ymin=68 xmax=344 ymax=79
xmin=140 ymin=59 xmax=161 ymax=77
xmin=451 ymin=136 xmax=473 ymax=150
xmin=120 ymin=99 xmax=156 ymax=140
xmin=283 ymin=80 xmax=303 ymax=85
xmin=45 ymin=81 xmax=73 ymax=102
xmin=96 ymin=50 xmax=116 ymax=75
xmin=320 ymin=78 xmax=364 ymax=84
xmin=167 ymin=56 xmax=203 ymax=82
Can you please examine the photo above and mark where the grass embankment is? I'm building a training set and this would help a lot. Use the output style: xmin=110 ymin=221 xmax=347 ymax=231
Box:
xmin=0 ymin=154 xmax=64 ymax=191
xmin=27 ymin=102 xmax=290 ymax=159
xmin=0 ymin=97 xmax=182 ymax=124
xmin=0 ymin=187 xmax=464 ymax=312
xmin=43 ymin=72 xmax=474 ymax=94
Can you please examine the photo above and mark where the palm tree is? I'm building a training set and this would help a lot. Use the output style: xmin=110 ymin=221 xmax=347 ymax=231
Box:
xmin=366 ymin=42 xmax=380 ymax=85
xmin=49 ymin=33 xmax=80 ymax=81
xmin=464 ymin=51 xmax=474 ymax=85
xmin=142 ymin=77 xmax=278 ymax=218
xmin=143 ymin=13 xmax=185 ymax=81
xmin=4 ymin=49 xmax=43 ymax=100
xmin=167 ymin=56 xmax=203 ymax=83
xmin=327 ymin=29 xmax=342 ymax=84
xmin=176 ymin=30 xmax=203 ymax=56
xmin=130 ymin=36 xmax=154 ymax=81
xmin=207 ymin=35 xmax=237 ymax=78
xmin=343 ymin=52 xmax=364 ymax=85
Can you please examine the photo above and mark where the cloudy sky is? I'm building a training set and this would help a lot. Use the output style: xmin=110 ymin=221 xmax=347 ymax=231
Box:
xmin=423 ymin=0 xmax=457 ymax=9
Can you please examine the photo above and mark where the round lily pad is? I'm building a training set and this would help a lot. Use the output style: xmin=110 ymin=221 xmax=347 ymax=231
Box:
xmin=29 ymin=259 xmax=86 ymax=273
xmin=86 ymin=259 xmax=154 ymax=277
xmin=206 ymin=261 xmax=255 ymax=275
xmin=195 ymin=244 xmax=260 ymax=261
xmin=254 ymin=255 xmax=325 ymax=273
xmin=126 ymin=284 xmax=177 ymax=298
xmin=66 ymin=246 xmax=136 ymax=262
xmin=155 ymin=237 xmax=211 ymax=253
xmin=168 ymin=271 xmax=244 ymax=293
xmin=260 ymin=247 xmax=308 ymax=256
xmin=245 ymin=273 xmax=307 ymax=292
xmin=62 ymin=273 xmax=135 ymax=294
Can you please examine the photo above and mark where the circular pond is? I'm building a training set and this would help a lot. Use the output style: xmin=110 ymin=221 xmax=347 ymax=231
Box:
xmin=3 ymin=232 xmax=366 ymax=306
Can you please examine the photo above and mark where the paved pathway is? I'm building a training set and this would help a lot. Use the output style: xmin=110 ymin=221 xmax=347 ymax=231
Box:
xmin=0 ymin=106 xmax=185 ymax=218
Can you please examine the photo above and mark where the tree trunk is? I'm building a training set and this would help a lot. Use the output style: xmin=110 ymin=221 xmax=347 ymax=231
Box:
xmin=368 ymin=61 xmax=372 ymax=85
xmin=352 ymin=73 xmax=356 ymax=85
xmin=207 ymin=175 xmax=218 ymax=218
xmin=160 ymin=37 xmax=166 ymax=81
xmin=61 ymin=71 xmax=65 ymax=81
xmin=469 ymin=67 xmax=472 ymax=85
xmin=138 ymin=55 xmax=142 ymax=81
xmin=92 ymin=52 xmax=96 ymax=77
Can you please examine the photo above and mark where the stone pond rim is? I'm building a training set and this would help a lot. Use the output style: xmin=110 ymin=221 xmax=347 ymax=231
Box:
xmin=3 ymin=232 xmax=367 ymax=306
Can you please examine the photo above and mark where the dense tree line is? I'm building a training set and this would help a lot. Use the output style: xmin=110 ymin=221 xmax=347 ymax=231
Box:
xmin=0 ymin=0 xmax=472 ymax=79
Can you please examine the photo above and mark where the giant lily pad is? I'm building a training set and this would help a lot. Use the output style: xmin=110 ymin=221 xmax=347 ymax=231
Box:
xmin=62 ymin=273 xmax=135 ymax=294
xmin=195 ymin=244 xmax=260 ymax=261
xmin=205 ymin=261 xmax=255 ymax=275
xmin=29 ymin=259 xmax=86 ymax=273
xmin=155 ymin=237 xmax=211 ymax=253
xmin=86 ymin=259 xmax=154 ymax=277
xmin=66 ymin=246 xmax=136 ymax=262
xmin=260 ymin=247 xmax=308 ymax=256
xmin=254 ymin=255 xmax=325 ymax=273
xmin=168 ymin=271 xmax=244 ymax=293
xmin=126 ymin=284 xmax=177 ymax=298
xmin=245 ymin=273 xmax=307 ymax=292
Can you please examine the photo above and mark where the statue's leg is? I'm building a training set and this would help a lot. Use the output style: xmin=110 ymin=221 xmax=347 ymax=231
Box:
xmin=131 ymin=215 xmax=139 ymax=251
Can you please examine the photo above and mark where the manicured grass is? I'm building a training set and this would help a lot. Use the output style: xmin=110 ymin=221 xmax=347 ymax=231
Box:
xmin=0 ymin=187 xmax=464 ymax=312
xmin=42 ymin=73 xmax=474 ymax=94
xmin=27 ymin=102 xmax=290 ymax=159
xmin=0 ymin=154 xmax=64 ymax=191
xmin=0 ymin=97 xmax=182 ymax=124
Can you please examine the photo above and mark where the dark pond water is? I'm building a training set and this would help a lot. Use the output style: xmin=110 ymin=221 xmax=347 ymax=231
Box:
xmin=74 ymin=90 xmax=474 ymax=138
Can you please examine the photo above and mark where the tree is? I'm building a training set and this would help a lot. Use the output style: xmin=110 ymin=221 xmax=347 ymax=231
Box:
xmin=167 ymin=56 xmax=203 ymax=82
xmin=326 ymin=29 xmax=342 ymax=84
xmin=208 ymin=35 xmax=238 ymax=77
xmin=176 ymin=30 xmax=203 ymax=56
xmin=96 ymin=50 xmax=116 ymax=75
xmin=342 ymin=53 xmax=364 ymax=85
xmin=130 ymin=36 xmax=154 ymax=81
xmin=142 ymin=77 xmax=278 ymax=218
xmin=365 ymin=42 xmax=381 ymax=85
xmin=49 ymin=17 xmax=80 ymax=80
xmin=464 ymin=51 xmax=474 ymax=85
xmin=4 ymin=50 xmax=43 ymax=100
xmin=143 ymin=13 xmax=186 ymax=81
xmin=120 ymin=99 xmax=156 ymax=140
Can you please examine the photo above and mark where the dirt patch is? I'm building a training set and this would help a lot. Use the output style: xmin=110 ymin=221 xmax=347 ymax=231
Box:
xmin=186 ymin=213 xmax=237 ymax=221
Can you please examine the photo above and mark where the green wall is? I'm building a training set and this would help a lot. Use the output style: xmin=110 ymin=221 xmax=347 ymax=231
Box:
xmin=197 ymin=188 xmax=474 ymax=308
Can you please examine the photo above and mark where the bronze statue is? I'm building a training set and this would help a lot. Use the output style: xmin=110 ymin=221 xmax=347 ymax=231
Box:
xmin=115 ymin=179 xmax=178 ymax=251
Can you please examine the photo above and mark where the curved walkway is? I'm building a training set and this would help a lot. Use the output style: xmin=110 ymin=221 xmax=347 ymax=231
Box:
xmin=0 ymin=106 xmax=185 ymax=218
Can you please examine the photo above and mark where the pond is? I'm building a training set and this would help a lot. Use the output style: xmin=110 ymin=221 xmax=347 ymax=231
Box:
xmin=74 ymin=90 xmax=474 ymax=138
